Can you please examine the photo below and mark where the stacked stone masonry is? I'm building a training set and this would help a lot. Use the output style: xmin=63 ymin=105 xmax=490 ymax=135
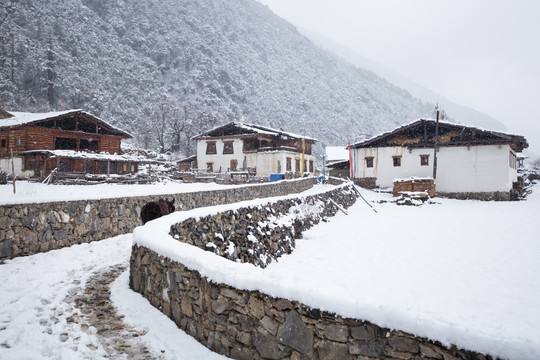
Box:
xmin=0 ymin=178 xmax=315 ymax=260
xmin=130 ymin=246 xmax=498 ymax=360
xmin=169 ymin=185 xmax=358 ymax=267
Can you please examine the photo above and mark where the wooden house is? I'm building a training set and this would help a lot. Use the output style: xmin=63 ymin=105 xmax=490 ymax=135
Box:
xmin=0 ymin=108 xmax=139 ymax=179
xmin=177 ymin=155 xmax=197 ymax=172
xmin=350 ymin=119 xmax=528 ymax=200
xmin=192 ymin=122 xmax=316 ymax=178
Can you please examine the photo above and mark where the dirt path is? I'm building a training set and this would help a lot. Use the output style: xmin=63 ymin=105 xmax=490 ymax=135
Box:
xmin=69 ymin=265 xmax=157 ymax=359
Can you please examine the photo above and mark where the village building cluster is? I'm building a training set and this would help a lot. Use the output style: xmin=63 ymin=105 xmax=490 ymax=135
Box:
xmin=0 ymin=107 xmax=530 ymax=200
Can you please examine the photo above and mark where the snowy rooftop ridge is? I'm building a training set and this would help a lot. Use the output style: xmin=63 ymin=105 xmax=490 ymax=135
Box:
xmin=0 ymin=109 xmax=132 ymax=138
xmin=351 ymin=118 xmax=528 ymax=149
xmin=20 ymin=149 xmax=150 ymax=163
xmin=192 ymin=121 xmax=317 ymax=142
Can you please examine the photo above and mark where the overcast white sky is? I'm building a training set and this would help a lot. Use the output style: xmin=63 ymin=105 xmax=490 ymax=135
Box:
xmin=257 ymin=0 xmax=540 ymax=155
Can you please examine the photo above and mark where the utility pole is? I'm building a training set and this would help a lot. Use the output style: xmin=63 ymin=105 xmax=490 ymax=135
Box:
xmin=432 ymin=109 xmax=439 ymax=179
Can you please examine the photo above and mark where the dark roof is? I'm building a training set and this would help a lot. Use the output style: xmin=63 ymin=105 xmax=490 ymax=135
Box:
xmin=0 ymin=109 xmax=132 ymax=138
xmin=0 ymin=108 xmax=14 ymax=119
xmin=351 ymin=119 xmax=528 ymax=152
xmin=192 ymin=121 xmax=316 ymax=141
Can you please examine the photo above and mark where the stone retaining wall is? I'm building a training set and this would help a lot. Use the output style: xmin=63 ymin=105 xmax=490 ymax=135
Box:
xmin=437 ymin=191 xmax=511 ymax=201
xmin=130 ymin=245 xmax=495 ymax=360
xmin=169 ymin=185 xmax=358 ymax=268
xmin=0 ymin=178 xmax=315 ymax=260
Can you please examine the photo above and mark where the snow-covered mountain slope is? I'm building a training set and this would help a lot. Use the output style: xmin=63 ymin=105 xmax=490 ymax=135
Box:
xmin=2 ymin=0 xmax=436 ymax=152
xmin=302 ymin=29 xmax=506 ymax=131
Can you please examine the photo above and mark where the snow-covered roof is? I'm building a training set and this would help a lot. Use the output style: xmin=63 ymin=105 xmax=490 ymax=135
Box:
xmin=192 ymin=121 xmax=317 ymax=142
xmin=176 ymin=155 xmax=197 ymax=163
xmin=20 ymin=149 xmax=148 ymax=163
xmin=352 ymin=118 xmax=528 ymax=152
xmin=325 ymin=146 xmax=349 ymax=161
xmin=0 ymin=109 xmax=132 ymax=138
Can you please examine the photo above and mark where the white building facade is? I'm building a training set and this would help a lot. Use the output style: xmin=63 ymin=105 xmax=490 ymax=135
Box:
xmin=351 ymin=119 xmax=527 ymax=200
xmin=194 ymin=122 xmax=316 ymax=178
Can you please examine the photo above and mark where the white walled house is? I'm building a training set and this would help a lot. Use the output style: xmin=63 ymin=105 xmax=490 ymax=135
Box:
xmin=193 ymin=122 xmax=316 ymax=178
xmin=351 ymin=119 xmax=528 ymax=200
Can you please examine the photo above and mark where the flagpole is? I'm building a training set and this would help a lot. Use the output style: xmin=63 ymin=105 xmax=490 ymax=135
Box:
xmin=433 ymin=109 xmax=439 ymax=180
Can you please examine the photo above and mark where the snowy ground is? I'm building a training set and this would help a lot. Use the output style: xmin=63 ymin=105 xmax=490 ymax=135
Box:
xmin=0 ymin=180 xmax=248 ymax=206
xmin=1 ymin=182 xmax=539 ymax=359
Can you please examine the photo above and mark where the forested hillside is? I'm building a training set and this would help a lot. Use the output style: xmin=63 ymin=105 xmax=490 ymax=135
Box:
xmin=0 ymin=0 xmax=434 ymax=155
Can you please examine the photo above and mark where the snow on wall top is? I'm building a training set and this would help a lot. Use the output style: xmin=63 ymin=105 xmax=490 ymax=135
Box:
xmin=0 ymin=109 xmax=132 ymax=138
xmin=192 ymin=121 xmax=317 ymax=142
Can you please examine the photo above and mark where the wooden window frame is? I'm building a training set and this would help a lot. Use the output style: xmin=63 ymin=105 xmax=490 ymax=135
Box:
xmin=223 ymin=141 xmax=234 ymax=154
xmin=420 ymin=154 xmax=429 ymax=166
xmin=365 ymin=157 xmax=374 ymax=168
xmin=295 ymin=158 xmax=300 ymax=172
xmin=206 ymin=141 xmax=217 ymax=155
xmin=392 ymin=156 xmax=402 ymax=167
xmin=286 ymin=157 xmax=292 ymax=172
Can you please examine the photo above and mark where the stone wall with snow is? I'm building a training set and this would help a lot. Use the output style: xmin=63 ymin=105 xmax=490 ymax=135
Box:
xmin=168 ymin=185 xmax=358 ymax=268
xmin=130 ymin=245 xmax=495 ymax=360
xmin=0 ymin=178 xmax=315 ymax=260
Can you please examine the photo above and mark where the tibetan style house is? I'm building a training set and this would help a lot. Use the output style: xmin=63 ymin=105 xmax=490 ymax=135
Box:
xmin=193 ymin=122 xmax=316 ymax=178
xmin=0 ymin=108 xmax=140 ymax=179
xmin=349 ymin=119 xmax=528 ymax=200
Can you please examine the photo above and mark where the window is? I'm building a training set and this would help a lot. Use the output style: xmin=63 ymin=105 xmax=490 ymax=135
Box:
xmin=393 ymin=156 xmax=402 ymax=167
xmin=509 ymin=152 xmax=517 ymax=170
xmin=1 ymin=139 xmax=5 ymax=147
xmin=55 ymin=137 xmax=77 ymax=150
xmin=309 ymin=160 xmax=314 ymax=173
xmin=303 ymin=160 xmax=307 ymax=173
xmin=122 ymin=163 xmax=127 ymax=172
xmin=58 ymin=161 xmax=70 ymax=172
xmin=420 ymin=155 xmax=429 ymax=166
xmin=365 ymin=157 xmax=374 ymax=168
xmin=223 ymin=141 xmax=234 ymax=154
xmin=286 ymin=157 xmax=292 ymax=171
xmin=98 ymin=162 xmax=108 ymax=173
xmin=295 ymin=159 xmax=300 ymax=172
xmin=15 ymin=138 xmax=21 ymax=146
xmin=206 ymin=142 xmax=216 ymax=154
xmin=207 ymin=162 xmax=213 ymax=172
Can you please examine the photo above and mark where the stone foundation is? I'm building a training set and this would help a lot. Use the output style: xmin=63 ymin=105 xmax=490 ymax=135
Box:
xmin=437 ymin=191 xmax=511 ymax=201
xmin=0 ymin=178 xmax=314 ymax=260
xmin=130 ymin=245 xmax=497 ymax=360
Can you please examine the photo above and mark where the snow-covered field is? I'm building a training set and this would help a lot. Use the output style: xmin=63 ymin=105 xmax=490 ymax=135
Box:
xmin=1 ymin=181 xmax=539 ymax=359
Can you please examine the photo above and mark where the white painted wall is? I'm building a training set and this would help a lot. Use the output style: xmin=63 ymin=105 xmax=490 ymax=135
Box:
xmin=196 ymin=139 xmax=315 ymax=176
xmin=256 ymin=151 xmax=315 ymax=176
xmin=354 ymin=144 xmax=518 ymax=193
xmin=0 ymin=157 xmax=34 ymax=178
xmin=196 ymin=138 xmax=249 ymax=173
